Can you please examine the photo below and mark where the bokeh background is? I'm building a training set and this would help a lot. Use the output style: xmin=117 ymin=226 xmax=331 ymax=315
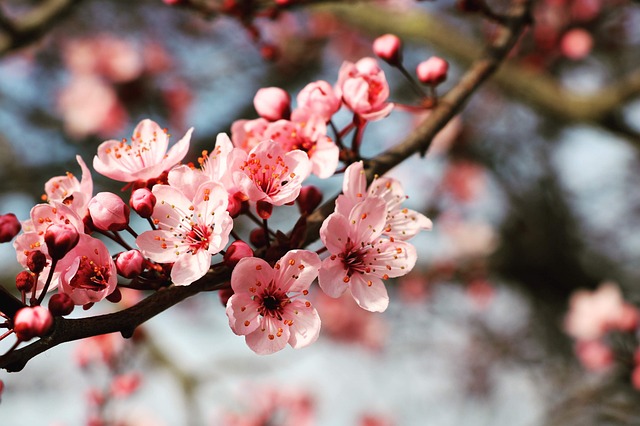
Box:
xmin=2 ymin=0 xmax=640 ymax=425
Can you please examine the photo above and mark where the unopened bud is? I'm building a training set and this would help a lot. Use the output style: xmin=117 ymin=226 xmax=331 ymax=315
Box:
xmin=45 ymin=224 xmax=79 ymax=261
xmin=13 ymin=306 xmax=53 ymax=341
xmin=88 ymin=192 xmax=130 ymax=232
xmin=297 ymin=185 xmax=323 ymax=214
xmin=27 ymin=250 xmax=47 ymax=273
xmin=218 ymin=287 xmax=234 ymax=306
xmin=223 ymin=241 xmax=254 ymax=267
xmin=15 ymin=271 xmax=35 ymax=292
xmin=373 ymin=34 xmax=403 ymax=65
xmin=250 ymin=228 xmax=267 ymax=247
xmin=116 ymin=250 xmax=145 ymax=278
xmin=48 ymin=293 xmax=74 ymax=316
xmin=256 ymin=200 xmax=273 ymax=220
xmin=254 ymin=87 xmax=291 ymax=121
xmin=0 ymin=213 xmax=21 ymax=243
xmin=130 ymin=188 xmax=156 ymax=219
xmin=416 ymin=57 xmax=449 ymax=85
xmin=227 ymin=192 xmax=248 ymax=218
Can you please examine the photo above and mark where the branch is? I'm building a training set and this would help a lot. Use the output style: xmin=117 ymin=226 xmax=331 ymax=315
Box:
xmin=0 ymin=0 xmax=83 ymax=55
xmin=0 ymin=0 xmax=532 ymax=373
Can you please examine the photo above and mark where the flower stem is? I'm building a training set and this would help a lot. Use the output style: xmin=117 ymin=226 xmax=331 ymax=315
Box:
xmin=35 ymin=259 xmax=57 ymax=305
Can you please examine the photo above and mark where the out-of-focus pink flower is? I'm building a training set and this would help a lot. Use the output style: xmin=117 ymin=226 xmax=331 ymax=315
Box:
xmin=88 ymin=192 xmax=130 ymax=232
xmin=130 ymin=187 xmax=156 ymax=218
xmin=234 ymin=139 xmax=311 ymax=206
xmin=373 ymin=34 xmax=403 ymax=65
xmin=296 ymin=80 xmax=341 ymax=122
xmin=58 ymin=75 xmax=128 ymax=139
xmin=441 ymin=160 xmax=486 ymax=202
xmin=560 ymin=28 xmax=593 ymax=60
xmin=319 ymin=197 xmax=417 ymax=312
xmin=57 ymin=234 xmax=117 ymax=305
xmin=254 ymin=87 xmax=291 ymax=121
xmin=13 ymin=306 xmax=53 ymax=341
xmin=136 ymin=183 xmax=232 ymax=286
xmin=116 ymin=249 xmax=145 ymax=278
xmin=565 ymin=282 xmax=639 ymax=341
xmin=231 ymin=118 xmax=270 ymax=152
xmin=0 ymin=213 xmax=21 ymax=243
xmin=64 ymin=36 xmax=144 ymax=83
xmin=110 ymin=373 xmax=141 ymax=398
xmin=226 ymin=250 xmax=321 ymax=355
xmin=416 ymin=56 xmax=449 ymax=85
xmin=336 ymin=57 xmax=394 ymax=121
xmin=44 ymin=155 xmax=93 ymax=218
xmin=575 ymin=340 xmax=613 ymax=372
xmin=93 ymin=119 xmax=192 ymax=183
xmin=336 ymin=161 xmax=432 ymax=241
xmin=75 ymin=333 xmax=125 ymax=368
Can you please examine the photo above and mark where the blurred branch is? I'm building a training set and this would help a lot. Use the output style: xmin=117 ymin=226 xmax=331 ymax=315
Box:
xmin=0 ymin=0 xmax=83 ymax=55
xmin=325 ymin=4 xmax=640 ymax=142
xmin=0 ymin=0 xmax=532 ymax=372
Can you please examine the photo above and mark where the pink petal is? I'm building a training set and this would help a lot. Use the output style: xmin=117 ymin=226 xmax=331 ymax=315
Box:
xmin=274 ymin=250 xmax=321 ymax=293
xmin=342 ymin=161 xmax=367 ymax=205
xmin=365 ymin=240 xmax=417 ymax=279
xmin=283 ymin=299 xmax=321 ymax=348
xmin=93 ymin=139 xmax=133 ymax=182
xmin=135 ymin=229 xmax=181 ymax=263
xmin=133 ymin=119 xmax=169 ymax=164
xmin=385 ymin=208 xmax=432 ymax=241
xmin=231 ymin=257 xmax=274 ymax=294
xmin=309 ymin=137 xmax=339 ymax=179
xmin=226 ymin=293 xmax=260 ymax=335
xmin=171 ymin=250 xmax=211 ymax=286
xmin=167 ymin=165 xmax=209 ymax=201
xmin=319 ymin=212 xmax=350 ymax=255
xmin=318 ymin=255 xmax=349 ymax=298
xmin=349 ymin=197 xmax=387 ymax=244
xmin=151 ymin=185 xmax=192 ymax=231
xmin=162 ymin=127 xmax=193 ymax=170
xmin=245 ymin=316 xmax=290 ymax=355
xmin=349 ymin=273 xmax=389 ymax=312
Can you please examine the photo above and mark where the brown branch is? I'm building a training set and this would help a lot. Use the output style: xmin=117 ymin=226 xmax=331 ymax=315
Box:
xmin=0 ymin=0 xmax=83 ymax=55
xmin=0 ymin=0 xmax=532 ymax=373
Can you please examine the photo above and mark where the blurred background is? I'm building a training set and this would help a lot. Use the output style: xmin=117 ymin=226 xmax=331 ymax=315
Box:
xmin=2 ymin=0 xmax=640 ymax=424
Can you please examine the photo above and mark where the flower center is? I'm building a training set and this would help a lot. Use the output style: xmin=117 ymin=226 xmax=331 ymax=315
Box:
xmin=70 ymin=256 xmax=109 ymax=292
xmin=186 ymin=224 xmax=212 ymax=253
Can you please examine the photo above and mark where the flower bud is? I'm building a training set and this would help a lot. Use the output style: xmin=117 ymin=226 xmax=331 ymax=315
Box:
xmin=250 ymin=228 xmax=267 ymax=247
xmin=27 ymin=250 xmax=47 ymax=274
xmin=88 ymin=192 xmax=130 ymax=232
xmin=116 ymin=250 xmax=145 ymax=278
xmin=253 ymin=87 xmax=290 ymax=121
xmin=15 ymin=271 xmax=35 ymax=293
xmin=297 ymin=185 xmax=323 ymax=214
xmin=256 ymin=200 xmax=273 ymax=220
xmin=45 ymin=223 xmax=80 ymax=261
xmin=0 ymin=213 xmax=21 ymax=243
xmin=373 ymin=34 xmax=403 ymax=65
xmin=223 ymin=241 xmax=254 ymax=267
xmin=227 ymin=192 xmax=248 ymax=218
xmin=130 ymin=188 xmax=156 ymax=219
xmin=13 ymin=306 xmax=53 ymax=341
xmin=48 ymin=293 xmax=74 ymax=316
xmin=218 ymin=287 xmax=234 ymax=306
xmin=416 ymin=57 xmax=449 ymax=85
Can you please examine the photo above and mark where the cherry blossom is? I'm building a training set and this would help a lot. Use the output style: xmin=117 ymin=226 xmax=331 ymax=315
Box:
xmin=93 ymin=119 xmax=193 ymax=183
xmin=319 ymin=197 xmax=417 ymax=312
xmin=234 ymin=139 xmax=311 ymax=206
xmin=226 ymin=250 xmax=321 ymax=355
xmin=296 ymin=80 xmax=341 ymax=122
xmin=336 ymin=161 xmax=432 ymax=241
xmin=57 ymin=234 xmax=118 ymax=305
xmin=135 ymin=182 xmax=232 ymax=286
xmin=253 ymin=87 xmax=291 ymax=121
xmin=43 ymin=155 xmax=93 ymax=218
xmin=335 ymin=57 xmax=394 ymax=121
xmin=231 ymin=118 xmax=270 ymax=152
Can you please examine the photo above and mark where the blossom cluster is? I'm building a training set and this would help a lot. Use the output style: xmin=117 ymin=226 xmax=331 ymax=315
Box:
xmin=0 ymin=39 xmax=437 ymax=356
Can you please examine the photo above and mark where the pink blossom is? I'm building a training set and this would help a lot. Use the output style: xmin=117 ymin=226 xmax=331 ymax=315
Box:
xmin=44 ymin=155 xmax=93 ymax=218
xmin=116 ymin=249 xmax=145 ymax=278
xmin=234 ymin=140 xmax=311 ymax=206
xmin=575 ymin=340 xmax=613 ymax=372
xmin=373 ymin=34 xmax=403 ymax=65
xmin=319 ymin=197 xmax=417 ymax=312
xmin=231 ymin=118 xmax=270 ymax=152
xmin=88 ymin=192 xmax=130 ymax=232
xmin=130 ymin=187 xmax=156 ymax=218
xmin=110 ymin=373 xmax=141 ymax=398
xmin=199 ymin=133 xmax=246 ymax=192
xmin=416 ymin=56 xmax=449 ymax=85
xmin=93 ymin=119 xmax=192 ymax=183
xmin=336 ymin=57 xmax=394 ymax=121
xmin=296 ymin=80 xmax=341 ymax=122
xmin=57 ymin=234 xmax=118 ymax=305
xmin=0 ymin=213 xmax=21 ymax=243
xmin=136 ymin=182 xmax=232 ymax=286
xmin=13 ymin=306 xmax=53 ymax=341
xmin=336 ymin=161 xmax=432 ymax=241
xmin=226 ymin=250 xmax=321 ymax=354
xmin=254 ymin=87 xmax=291 ymax=121
xmin=565 ymin=282 xmax=639 ymax=341
xmin=63 ymin=36 xmax=143 ymax=83
xmin=263 ymin=110 xmax=339 ymax=178
xmin=45 ymin=223 xmax=80 ymax=261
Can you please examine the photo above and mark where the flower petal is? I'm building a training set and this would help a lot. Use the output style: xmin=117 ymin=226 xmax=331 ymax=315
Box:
xmin=274 ymin=250 xmax=321 ymax=293
xmin=171 ymin=250 xmax=210 ymax=286
xmin=349 ymin=273 xmax=389 ymax=312
xmin=245 ymin=316 xmax=290 ymax=355
xmin=226 ymin=293 xmax=261 ymax=335
xmin=283 ymin=299 xmax=321 ymax=349
xmin=230 ymin=257 xmax=274 ymax=294
xmin=318 ymin=255 xmax=349 ymax=298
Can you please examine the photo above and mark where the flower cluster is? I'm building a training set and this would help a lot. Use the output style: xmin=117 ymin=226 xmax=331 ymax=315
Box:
xmin=1 ymin=37 xmax=436 ymax=356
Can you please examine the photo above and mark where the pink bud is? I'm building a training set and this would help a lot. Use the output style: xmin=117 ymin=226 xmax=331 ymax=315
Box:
xmin=227 ymin=192 xmax=248 ymax=218
xmin=130 ymin=188 xmax=156 ymax=219
xmin=111 ymin=373 xmax=141 ymax=398
xmin=13 ymin=306 xmax=53 ymax=341
xmin=27 ymin=250 xmax=47 ymax=273
xmin=297 ymin=185 xmax=323 ymax=214
xmin=89 ymin=192 xmax=130 ymax=232
xmin=48 ymin=293 xmax=74 ymax=316
xmin=256 ymin=200 xmax=273 ymax=220
xmin=250 ymin=228 xmax=267 ymax=247
xmin=416 ymin=57 xmax=449 ymax=85
xmin=116 ymin=250 xmax=145 ymax=278
xmin=15 ymin=271 xmax=35 ymax=292
xmin=45 ymin=223 xmax=80 ymax=261
xmin=223 ymin=241 xmax=254 ymax=267
xmin=373 ymin=34 xmax=403 ymax=65
xmin=253 ymin=87 xmax=291 ymax=121
xmin=0 ymin=213 xmax=21 ymax=243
